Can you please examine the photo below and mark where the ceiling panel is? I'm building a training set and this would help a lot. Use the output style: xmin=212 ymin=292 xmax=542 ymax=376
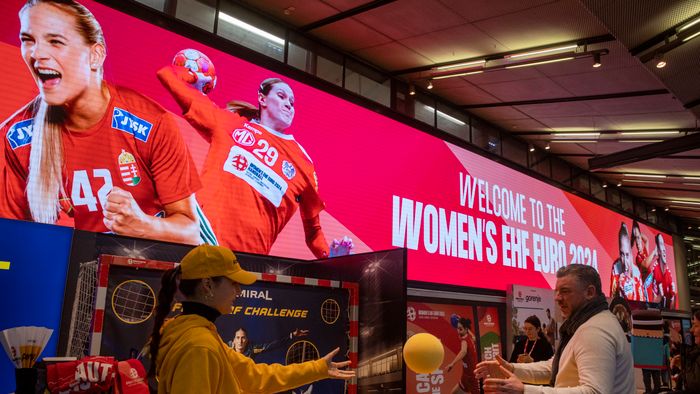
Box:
xmin=622 ymin=157 xmax=700 ymax=174
xmin=603 ymin=111 xmax=698 ymax=130
xmin=399 ymin=24 xmax=509 ymax=64
xmin=463 ymin=67 xmax=545 ymax=85
xmin=238 ymin=0 xmax=339 ymax=27
xmin=531 ymin=115 xmax=599 ymax=130
xmin=353 ymin=42 xmax=433 ymax=70
xmin=322 ymin=0 xmax=377 ymax=12
xmin=550 ymin=66 xmax=665 ymax=96
xmin=312 ymin=18 xmax=392 ymax=51
xmin=472 ymin=0 xmax=609 ymax=50
xmin=584 ymin=94 xmax=685 ymax=116
xmin=478 ymin=77 xmax=573 ymax=101
xmin=515 ymin=101 xmax=596 ymax=118
xmin=353 ymin=0 xmax=466 ymax=40
xmin=467 ymin=106 xmax=531 ymax=121
xmin=438 ymin=0 xmax=557 ymax=23
xmin=436 ymin=84 xmax=501 ymax=105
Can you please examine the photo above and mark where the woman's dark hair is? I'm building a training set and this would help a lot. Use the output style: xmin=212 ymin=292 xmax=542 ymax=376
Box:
xmin=694 ymin=309 xmax=700 ymax=321
xmin=147 ymin=267 xmax=222 ymax=377
xmin=458 ymin=317 xmax=472 ymax=331
xmin=524 ymin=315 xmax=546 ymax=339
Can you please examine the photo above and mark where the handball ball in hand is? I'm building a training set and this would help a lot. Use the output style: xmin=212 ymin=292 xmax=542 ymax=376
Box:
xmin=172 ymin=49 xmax=217 ymax=94
xmin=403 ymin=333 xmax=444 ymax=374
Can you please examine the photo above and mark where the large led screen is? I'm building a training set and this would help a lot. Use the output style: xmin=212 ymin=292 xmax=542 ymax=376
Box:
xmin=0 ymin=0 xmax=677 ymax=305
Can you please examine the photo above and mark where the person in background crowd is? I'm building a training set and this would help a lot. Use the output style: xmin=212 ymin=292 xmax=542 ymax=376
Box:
xmin=611 ymin=223 xmax=642 ymax=301
xmin=509 ymin=315 xmax=554 ymax=364
xmin=475 ymin=264 xmax=634 ymax=393
xmin=148 ymin=244 xmax=354 ymax=393
xmin=445 ymin=316 xmax=479 ymax=394
xmin=1 ymin=0 xmax=201 ymax=245
xmin=670 ymin=310 xmax=700 ymax=392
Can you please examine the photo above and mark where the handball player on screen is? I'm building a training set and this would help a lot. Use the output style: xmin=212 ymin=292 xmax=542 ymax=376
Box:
xmin=0 ymin=0 xmax=201 ymax=244
xmin=157 ymin=56 xmax=353 ymax=258
xmin=445 ymin=315 xmax=479 ymax=394
xmin=632 ymin=220 xmax=662 ymax=303
xmin=654 ymin=233 xmax=676 ymax=309
xmin=610 ymin=223 xmax=642 ymax=301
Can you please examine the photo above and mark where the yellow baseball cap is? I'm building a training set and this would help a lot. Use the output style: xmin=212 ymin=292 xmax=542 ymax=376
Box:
xmin=180 ymin=244 xmax=257 ymax=285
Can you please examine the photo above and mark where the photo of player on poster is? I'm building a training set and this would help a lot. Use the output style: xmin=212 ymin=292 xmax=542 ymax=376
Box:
xmin=0 ymin=0 xmax=202 ymax=245
xmin=156 ymin=62 xmax=352 ymax=258
xmin=228 ymin=326 xmax=309 ymax=360
xmin=445 ymin=314 xmax=479 ymax=394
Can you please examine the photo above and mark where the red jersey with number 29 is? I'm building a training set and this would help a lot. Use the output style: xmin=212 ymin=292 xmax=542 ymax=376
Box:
xmin=165 ymin=73 xmax=324 ymax=255
xmin=1 ymin=84 xmax=201 ymax=232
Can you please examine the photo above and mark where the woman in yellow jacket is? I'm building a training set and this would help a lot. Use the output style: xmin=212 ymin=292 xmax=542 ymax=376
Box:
xmin=148 ymin=244 xmax=355 ymax=393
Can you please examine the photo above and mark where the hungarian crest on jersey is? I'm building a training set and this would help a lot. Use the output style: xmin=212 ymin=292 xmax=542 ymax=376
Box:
xmin=118 ymin=149 xmax=141 ymax=186
xmin=282 ymin=160 xmax=296 ymax=180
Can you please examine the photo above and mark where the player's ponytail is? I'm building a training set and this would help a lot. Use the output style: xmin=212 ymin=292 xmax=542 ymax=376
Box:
xmin=226 ymin=100 xmax=259 ymax=119
xmin=26 ymin=99 xmax=65 ymax=224
xmin=148 ymin=265 xmax=181 ymax=378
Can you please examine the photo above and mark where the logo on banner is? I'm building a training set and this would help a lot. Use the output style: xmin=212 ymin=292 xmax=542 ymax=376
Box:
xmin=282 ymin=160 xmax=296 ymax=180
xmin=483 ymin=313 xmax=495 ymax=327
xmin=230 ymin=154 xmax=249 ymax=171
xmin=118 ymin=150 xmax=141 ymax=186
xmin=6 ymin=118 xmax=34 ymax=149
xmin=232 ymin=128 xmax=256 ymax=146
xmin=111 ymin=108 xmax=152 ymax=142
xmin=407 ymin=306 xmax=416 ymax=322
xmin=223 ymin=146 xmax=288 ymax=207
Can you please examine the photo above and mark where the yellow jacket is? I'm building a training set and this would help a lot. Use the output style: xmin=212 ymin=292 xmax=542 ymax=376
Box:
xmin=156 ymin=314 xmax=329 ymax=393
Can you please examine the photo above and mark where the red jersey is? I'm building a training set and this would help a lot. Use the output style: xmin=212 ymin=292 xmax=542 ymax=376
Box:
xmin=612 ymin=271 xmax=642 ymax=301
xmin=640 ymin=262 xmax=661 ymax=303
xmin=459 ymin=333 xmax=479 ymax=394
xmin=160 ymin=70 xmax=324 ymax=255
xmin=661 ymin=267 xmax=676 ymax=309
xmin=1 ymin=85 xmax=201 ymax=232
xmin=636 ymin=248 xmax=649 ymax=275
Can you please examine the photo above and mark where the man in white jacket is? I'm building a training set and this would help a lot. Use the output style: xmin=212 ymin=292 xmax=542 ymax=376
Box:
xmin=475 ymin=264 xmax=634 ymax=394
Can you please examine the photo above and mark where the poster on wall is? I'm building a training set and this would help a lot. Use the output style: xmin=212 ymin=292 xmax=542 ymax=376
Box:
xmin=477 ymin=306 xmax=502 ymax=361
xmin=509 ymin=285 xmax=558 ymax=352
xmin=0 ymin=0 xmax=678 ymax=306
xmin=406 ymin=301 xmax=479 ymax=394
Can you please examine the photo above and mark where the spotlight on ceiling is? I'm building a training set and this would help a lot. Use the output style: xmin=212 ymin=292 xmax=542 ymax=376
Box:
xmin=409 ymin=84 xmax=415 ymax=96
xmin=655 ymin=54 xmax=667 ymax=68
xmin=427 ymin=80 xmax=434 ymax=90
xmin=592 ymin=53 xmax=602 ymax=68
xmin=528 ymin=144 xmax=535 ymax=152
xmin=616 ymin=182 xmax=622 ymax=187
xmin=545 ymin=143 xmax=551 ymax=150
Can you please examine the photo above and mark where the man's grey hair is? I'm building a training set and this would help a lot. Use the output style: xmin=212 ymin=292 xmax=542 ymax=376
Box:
xmin=556 ymin=264 xmax=602 ymax=296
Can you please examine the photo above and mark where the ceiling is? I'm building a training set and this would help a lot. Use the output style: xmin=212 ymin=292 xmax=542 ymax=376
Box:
xmin=238 ymin=0 xmax=700 ymax=228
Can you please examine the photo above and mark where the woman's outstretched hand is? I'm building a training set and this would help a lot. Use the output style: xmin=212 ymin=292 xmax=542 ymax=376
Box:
xmin=322 ymin=348 xmax=355 ymax=380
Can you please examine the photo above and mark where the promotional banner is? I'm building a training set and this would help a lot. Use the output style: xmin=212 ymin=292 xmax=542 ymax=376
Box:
xmin=477 ymin=306 xmax=502 ymax=361
xmin=216 ymin=281 xmax=350 ymax=394
xmin=509 ymin=285 xmax=558 ymax=352
xmin=406 ymin=301 xmax=478 ymax=394
xmin=0 ymin=0 xmax=677 ymax=303
xmin=0 ymin=219 xmax=74 ymax=394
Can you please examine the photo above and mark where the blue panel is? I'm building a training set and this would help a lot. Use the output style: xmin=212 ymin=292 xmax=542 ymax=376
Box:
xmin=0 ymin=218 xmax=73 ymax=393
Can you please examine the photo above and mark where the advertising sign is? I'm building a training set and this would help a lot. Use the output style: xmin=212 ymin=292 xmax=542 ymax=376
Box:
xmin=0 ymin=1 xmax=677 ymax=303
